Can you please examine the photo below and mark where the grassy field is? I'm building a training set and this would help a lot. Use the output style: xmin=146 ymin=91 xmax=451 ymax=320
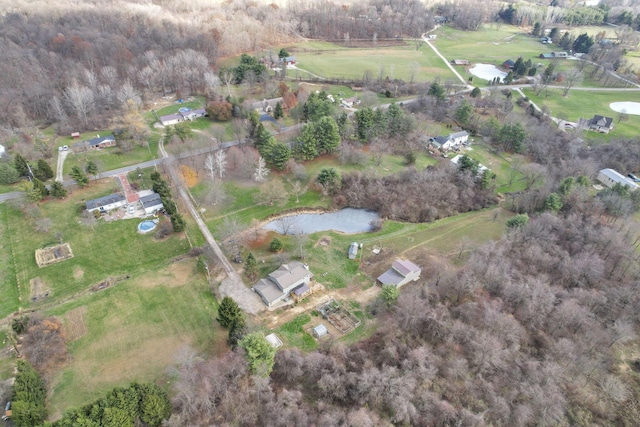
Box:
xmin=44 ymin=257 xmax=220 ymax=419
xmin=433 ymin=24 xmax=556 ymax=68
xmin=275 ymin=313 xmax=317 ymax=351
xmin=291 ymin=40 xmax=457 ymax=82
xmin=0 ymin=180 xmax=192 ymax=316
xmin=462 ymin=144 xmax=527 ymax=193
xmin=62 ymin=143 xmax=156 ymax=177
xmin=522 ymin=88 xmax=640 ymax=138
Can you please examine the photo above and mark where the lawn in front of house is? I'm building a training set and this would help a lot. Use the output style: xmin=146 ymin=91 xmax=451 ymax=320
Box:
xmin=44 ymin=257 xmax=220 ymax=420
xmin=62 ymin=142 xmax=157 ymax=178
xmin=0 ymin=180 xmax=191 ymax=315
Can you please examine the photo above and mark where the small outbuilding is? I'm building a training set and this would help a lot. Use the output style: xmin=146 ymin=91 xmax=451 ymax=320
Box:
xmin=265 ymin=333 xmax=283 ymax=349
xmin=312 ymin=324 xmax=328 ymax=338
xmin=378 ymin=259 xmax=421 ymax=288
xmin=348 ymin=242 xmax=359 ymax=260
xmin=502 ymin=59 xmax=515 ymax=70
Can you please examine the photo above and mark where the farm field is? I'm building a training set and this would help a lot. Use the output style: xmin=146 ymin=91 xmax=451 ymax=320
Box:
xmin=0 ymin=180 xmax=192 ymax=317
xmin=522 ymin=88 xmax=640 ymax=138
xmin=433 ymin=24 xmax=557 ymax=69
xmin=44 ymin=257 xmax=220 ymax=419
xmin=291 ymin=41 xmax=457 ymax=82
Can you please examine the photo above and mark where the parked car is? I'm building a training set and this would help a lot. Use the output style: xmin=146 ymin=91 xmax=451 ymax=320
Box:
xmin=58 ymin=145 xmax=69 ymax=151
xmin=628 ymin=173 xmax=640 ymax=182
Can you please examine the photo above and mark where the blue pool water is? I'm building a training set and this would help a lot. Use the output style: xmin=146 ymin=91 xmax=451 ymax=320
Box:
xmin=138 ymin=220 xmax=157 ymax=233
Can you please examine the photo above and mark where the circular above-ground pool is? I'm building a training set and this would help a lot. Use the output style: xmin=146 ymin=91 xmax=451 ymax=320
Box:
xmin=138 ymin=220 xmax=158 ymax=234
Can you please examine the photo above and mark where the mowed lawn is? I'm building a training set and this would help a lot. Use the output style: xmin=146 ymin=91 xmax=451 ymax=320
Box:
xmin=293 ymin=42 xmax=457 ymax=82
xmin=522 ymin=88 xmax=640 ymax=138
xmin=433 ymin=24 xmax=557 ymax=67
xmin=45 ymin=257 xmax=220 ymax=419
xmin=1 ymin=180 xmax=191 ymax=316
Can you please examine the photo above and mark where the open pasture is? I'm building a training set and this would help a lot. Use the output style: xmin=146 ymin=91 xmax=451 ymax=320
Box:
xmin=292 ymin=41 xmax=456 ymax=82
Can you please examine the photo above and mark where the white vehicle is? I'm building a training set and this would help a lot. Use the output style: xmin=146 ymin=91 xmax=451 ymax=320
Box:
xmin=58 ymin=145 xmax=69 ymax=151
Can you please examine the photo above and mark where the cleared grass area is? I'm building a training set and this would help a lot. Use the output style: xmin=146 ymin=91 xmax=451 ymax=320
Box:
xmin=3 ymin=180 xmax=191 ymax=311
xmin=62 ymin=143 xmax=156 ymax=177
xmin=434 ymin=24 xmax=556 ymax=68
xmin=522 ymin=88 xmax=640 ymax=138
xmin=0 ymin=205 xmax=19 ymax=317
xmin=45 ymin=257 xmax=219 ymax=419
xmin=463 ymin=144 xmax=527 ymax=193
xmin=357 ymin=207 xmax=511 ymax=260
xmin=276 ymin=313 xmax=317 ymax=351
xmin=293 ymin=42 xmax=457 ymax=82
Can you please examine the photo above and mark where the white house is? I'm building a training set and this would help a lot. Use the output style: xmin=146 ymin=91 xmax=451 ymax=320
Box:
xmin=430 ymin=131 xmax=469 ymax=151
xmin=340 ymin=97 xmax=361 ymax=108
xmin=139 ymin=192 xmax=164 ymax=215
xmin=377 ymin=259 xmax=421 ymax=288
xmin=597 ymin=169 xmax=639 ymax=191
xmin=85 ymin=193 xmax=127 ymax=213
xmin=160 ymin=108 xmax=208 ymax=126
xmin=253 ymin=261 xmax=314 ymax=307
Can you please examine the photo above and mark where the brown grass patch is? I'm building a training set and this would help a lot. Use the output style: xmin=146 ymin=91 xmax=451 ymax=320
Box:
xmin=62 ymin=307 xmax=88 ymax=341
xmin=135 ymin=258 xmax=195 ymax=289
xmin=315 ymin=235 xmax=332 ymax=249
xmin=29 ymin=277 xmax=52 ymax=301
xmin=179 ymin=164 xmax=199 ymax=187
xmin=73 ymin=267 xmax=84 ymax=280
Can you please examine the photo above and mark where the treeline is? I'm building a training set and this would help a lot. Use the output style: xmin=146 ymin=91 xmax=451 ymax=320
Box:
xmin=49 ymin=382 xmax=171 ymax=427
xmin=151 ymin=171 xmax=186 ymax=232
xmin=335 ymin=165 xmax=498 ymax=222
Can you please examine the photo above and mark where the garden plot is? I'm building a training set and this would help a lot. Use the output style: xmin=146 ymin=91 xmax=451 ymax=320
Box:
xmin=35 ymin=243 xmax=74 ymax=267
xmin=317 ymin=299 xmax=361 ymax=334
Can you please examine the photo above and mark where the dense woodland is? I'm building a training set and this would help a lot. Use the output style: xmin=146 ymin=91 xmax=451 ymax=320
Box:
xmin=2 ymin=0 xmax=640 ymax=425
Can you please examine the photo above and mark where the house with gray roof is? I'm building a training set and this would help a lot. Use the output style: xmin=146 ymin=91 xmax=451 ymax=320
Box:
xmin=597 ymin=169 xmax=639 ymax=191
xmin=430 ymin=130 xmax=469 ymax=151
xmin=159 ymin=108 xmax=208 ymax=126
xmin=85 ymin=193 xmax=127 ymax=213
xmin=588 ymin=115 xmax=614 ymax=133
xmin=377 ymin=259 xmax=421 ymax=288
xmin=72 ymin=135 xmax=116 ymax=153
xmin=253 ymin=261 xmax=314 ymax=307
xmin=139 ymin=192 xmax=164 ymax=215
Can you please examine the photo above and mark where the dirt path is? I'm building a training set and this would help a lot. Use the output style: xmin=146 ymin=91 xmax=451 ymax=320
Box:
xmin=159 ymin=139 xmax=264 ymax=315
xmin=55 ymin=150 xmax=69 ymax=182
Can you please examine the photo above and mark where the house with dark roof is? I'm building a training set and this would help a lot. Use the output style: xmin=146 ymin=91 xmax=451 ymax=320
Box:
xmin=377 ymin=259 xmax=421 ymax=288
xmin=430 ymin=130 xmax=469 ymax=151
xmin=72 ymin=135 xmax=116 ymax=153
xmin=588 ymin=115 xmax=614 ymax=133
xmin=283 ymin=56 xmax=296 ymax=66
xmin=253 ymin=261 xmax=314 ymax=307
xmin=502 ymin=59 xmax=515 ymax=70
xmin=597 ymin=169 xmax=639 ymax=191
xmin=85 ymin=193 xmax=127 ymax=213
xmin=139 ymin=192 xmax=164 ymax=215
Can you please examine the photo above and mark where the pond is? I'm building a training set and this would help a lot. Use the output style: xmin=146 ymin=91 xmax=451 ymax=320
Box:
xmin=263 ymin=208 xmax=380 ymax=235
xmin=469 ymin=63 xmax=507 ymax=82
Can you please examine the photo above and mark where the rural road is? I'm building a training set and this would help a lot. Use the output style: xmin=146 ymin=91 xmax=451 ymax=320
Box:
xmin=159 ymin=139 xmax=264 ymax=315
xmin=423 ymin=37 xmax=473 ymax=90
